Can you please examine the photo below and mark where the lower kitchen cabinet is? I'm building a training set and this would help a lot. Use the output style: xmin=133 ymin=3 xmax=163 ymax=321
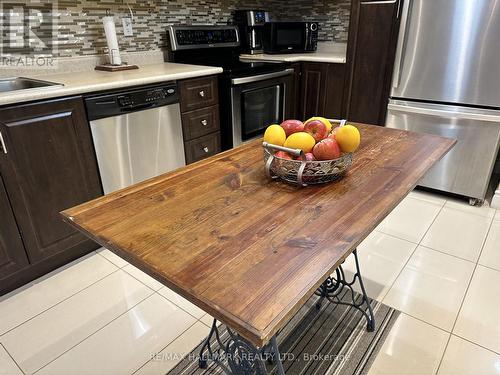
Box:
xmin=179 ymin=75 xmax=222 ymax=164
xmin=299 ymin=62 xmax=346 ymax=120
xmin=291 ymin=63 xmax=302 ymax=119
xmin=184 ymin=132 xmax=221 ymax=164
xmin=0 ymin=96 xmax=102 ymax=294
xmin=0 ymin=175 xmax=29 ymax=278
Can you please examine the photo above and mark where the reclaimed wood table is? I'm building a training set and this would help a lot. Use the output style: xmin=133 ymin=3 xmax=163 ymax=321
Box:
xmin=62 ymin=124 xmax=455 ymax=374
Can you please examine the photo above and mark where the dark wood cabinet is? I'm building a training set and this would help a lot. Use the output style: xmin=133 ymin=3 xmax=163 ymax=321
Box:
xmin=179 ymin=75 xmax=221 ymax=164
xmin=0 ymin=175 xmax=29 ymax=278
xmin=290 ymin=63 xmax=302 ymax=119
xmin=0 ymin=96 xmax=102 ymax=293
xmin=181 ymin=105 xmax=220 ymax=141
xmin=179 ymin=76 xmax=219 ymax=112
xmin=299 ymin=62 xmax=346 ymax=120
xmin=184 ymin=132 xmax=221 ymax=164
xmin=344 ymin=0 xmax=402 ymax=125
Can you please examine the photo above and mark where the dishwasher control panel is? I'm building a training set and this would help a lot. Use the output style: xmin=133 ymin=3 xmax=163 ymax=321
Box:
xmin=85 ymin=82 xmax=179 ymax=121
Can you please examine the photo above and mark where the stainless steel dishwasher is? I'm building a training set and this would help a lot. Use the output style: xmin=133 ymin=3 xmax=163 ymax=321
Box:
xmin=85 ymin=82 xmax=185 ymax=194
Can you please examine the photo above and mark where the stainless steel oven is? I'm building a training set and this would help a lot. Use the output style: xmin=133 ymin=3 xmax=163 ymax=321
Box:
xmin=230 ymin=68 xmax=294 ymax=147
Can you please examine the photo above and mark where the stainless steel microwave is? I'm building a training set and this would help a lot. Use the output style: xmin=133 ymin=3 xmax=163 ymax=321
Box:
xmin=262 ymin=22 xmax=318 ymax=54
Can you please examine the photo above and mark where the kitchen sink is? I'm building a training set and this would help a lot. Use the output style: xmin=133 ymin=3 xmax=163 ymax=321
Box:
xmin=0 ymin=77 xmax=63 ymax=93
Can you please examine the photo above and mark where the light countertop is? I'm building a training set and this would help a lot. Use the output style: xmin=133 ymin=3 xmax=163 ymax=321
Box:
xmin=240 ymin=42 xmax=347 ymax=64
xmin=0 ymin=62 xmax=223 ymax=106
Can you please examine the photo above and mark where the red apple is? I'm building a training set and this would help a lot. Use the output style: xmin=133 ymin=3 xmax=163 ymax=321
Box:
xmin=275 ymin=150 xmax=292 ymax=159
xmin=305 ymin=152 xmax=316 ymax=161
xmin=295 ymin=152 xmax=316 ymax=161
xmin=304 ymin=120 xmax=328 ymax=142
xmin=313 ymin=138 xmax=341 ymax=161
xmin=280 ymin=119 xmax=304 ymax=137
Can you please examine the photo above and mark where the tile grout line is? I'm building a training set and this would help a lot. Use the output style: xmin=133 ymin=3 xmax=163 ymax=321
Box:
xmin=1 ymin=342 xmax=25 ymax=375
xmin=119 ymin=264 xmax=210 ymax=322
xmin=130 ymin=320 xmax=203 ymax=375
xmin=434 ymin=212 xmax=496 ymax=374
xmin=378 ymin=198 xmax=452 ymax=375
xmin=399 ymin=311 xmax=450 ymax=334
xmin=0 ymin=267 xmax=120 ymax=338
xmin=377 ymin=228 xmax=482 ymax=265
xmin=31 ymin=291 xmax=155 ymax=374
xmin=442 ymin=203 xmax=497 ymax=219
xmin=451 ymin=332 xmax=500 ymax=357
xmin=100 ymin=253 xmax=208 ymax=323
xmin=153 ymin=289 xmax=207 ymax=322
xmin=120 ymin=265 xmax=163 ymax=293
xmin=96 ymin=249 xmax=129 ymax=268
xmin=380 ymin=197 xmax=446 ymax=306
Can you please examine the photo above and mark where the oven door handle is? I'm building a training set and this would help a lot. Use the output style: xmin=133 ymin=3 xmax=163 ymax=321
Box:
xmin=231 ymin=69 xmax=294 ymax=86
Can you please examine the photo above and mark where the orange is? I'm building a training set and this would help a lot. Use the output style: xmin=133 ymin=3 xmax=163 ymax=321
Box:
xmin=335 ymin=125 xmax=360 ymax=152
xmin=305 ymin=116 xmax=332 ymax=133
xmin=284 ymin=132 xmax=316 ymax=153
xmin=263 ymin=124 xmax=286 ymax=146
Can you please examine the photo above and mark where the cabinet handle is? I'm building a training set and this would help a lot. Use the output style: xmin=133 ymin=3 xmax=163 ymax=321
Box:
xmin=203 ymin=146 xmax=209 ymax=153
xmin=201 ymin=119 xmax=208 ymax=126
xmin=0 ymin=131 xmax=7 ymax=154
xmin=199 ymin=90 xmax=205 ymax=98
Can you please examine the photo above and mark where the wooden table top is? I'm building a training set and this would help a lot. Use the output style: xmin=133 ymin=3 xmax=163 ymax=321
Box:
xmin=62 ymin=124 xmax=455 ymax=347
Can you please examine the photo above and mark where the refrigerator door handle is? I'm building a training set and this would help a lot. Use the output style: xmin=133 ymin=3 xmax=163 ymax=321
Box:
xmin=388 ymin=102 xmax=500 ymax=123
xmin=392 ymin=0 xmax=411 ymax=88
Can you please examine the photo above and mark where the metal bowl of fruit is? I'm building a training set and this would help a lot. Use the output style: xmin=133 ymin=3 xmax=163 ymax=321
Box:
xmin=262 ymin=118 xmax=359 ymax=187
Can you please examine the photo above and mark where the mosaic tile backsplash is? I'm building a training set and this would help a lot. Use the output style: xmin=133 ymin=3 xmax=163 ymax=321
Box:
xmin=2 ymin=0 xmax=350 ymax=58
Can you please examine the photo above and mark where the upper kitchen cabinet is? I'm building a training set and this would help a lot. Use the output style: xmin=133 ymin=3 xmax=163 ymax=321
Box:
xmin=344 ymin=0 xmax=403 ymax=125
xmin=300 ymin=62 xmax=346 ymax=120
xmin=0 ymin=97 xmax=102 ymax=265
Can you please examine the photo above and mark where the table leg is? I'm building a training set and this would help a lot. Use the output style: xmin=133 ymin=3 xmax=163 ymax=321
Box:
xmin=315 ymin=248 xmax=375 ymax=332
xmin=198 ymin=319 xmax=285 ymax=375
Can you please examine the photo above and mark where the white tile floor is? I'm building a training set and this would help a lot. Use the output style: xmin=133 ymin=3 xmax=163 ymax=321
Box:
xmin=0 ymin=189 xmax=499 ymax=375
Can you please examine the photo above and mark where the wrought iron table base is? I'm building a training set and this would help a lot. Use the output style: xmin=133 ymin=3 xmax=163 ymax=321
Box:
xmin=198 ymin=319 xmax=284 ymax=375
xmin=197 ymin=248 xmax=375 ymax=374
xmin=315 ymin=248 xmax=375 ymax=332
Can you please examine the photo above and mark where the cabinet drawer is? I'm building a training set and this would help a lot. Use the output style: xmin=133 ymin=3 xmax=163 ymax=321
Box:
xmin=182 ymin=105 xmax=220 ymax=141
xmin=180 ymin=76 xmax=218 ymax=112
xmin=184 ymin=132 xmax=221 ymax=164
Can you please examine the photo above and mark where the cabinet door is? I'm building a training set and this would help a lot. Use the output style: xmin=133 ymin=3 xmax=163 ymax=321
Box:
xmin=290 ymin=63 xmax=302 ymax=119
xmin=345 ymin=0 xmax=402 ymax=125
xmin=0 ymin=174 xmax=29 ymax=279
xmin=300 ymin=62 xmax=346 ymax=120
xmin=0 ymin=97 xmax=102 ymax=263
xmin=324 ymin=63 xmax=346 ymax=119
xmin=300 ymin=62 xmax=329 ymax=119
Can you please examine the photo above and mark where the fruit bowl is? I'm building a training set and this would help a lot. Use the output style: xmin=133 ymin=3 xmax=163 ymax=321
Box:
xmin=263 ymin=142 xmax=353 ymax=187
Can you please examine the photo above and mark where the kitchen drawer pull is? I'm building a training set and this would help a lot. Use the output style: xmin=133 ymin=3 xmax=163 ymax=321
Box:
xmin=203 ymin=146 xmax=209 ymax=153
xmin=0 ymin=131 xmax=7 ymax=154
xmin=199 ymin=90 xmax=205 ymax=98
xmin=201 ymin=119 xmax=208 ymax=126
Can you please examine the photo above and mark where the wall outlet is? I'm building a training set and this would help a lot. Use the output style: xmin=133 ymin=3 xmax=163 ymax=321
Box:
xmin=122 ymin=17 xmax=133 ymax=36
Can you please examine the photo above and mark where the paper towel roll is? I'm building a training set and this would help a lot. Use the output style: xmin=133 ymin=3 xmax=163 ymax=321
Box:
xmin=103 ymin=16 xmax=122 ymax=65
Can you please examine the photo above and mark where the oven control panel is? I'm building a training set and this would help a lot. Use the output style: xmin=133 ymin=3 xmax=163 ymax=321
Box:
xmin=169 ymin=26 xmax=240 ymax=50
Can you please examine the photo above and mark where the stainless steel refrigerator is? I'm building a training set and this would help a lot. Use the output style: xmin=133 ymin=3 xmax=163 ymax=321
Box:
xmin=385 ymin=0 xmax=500 ymax=205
